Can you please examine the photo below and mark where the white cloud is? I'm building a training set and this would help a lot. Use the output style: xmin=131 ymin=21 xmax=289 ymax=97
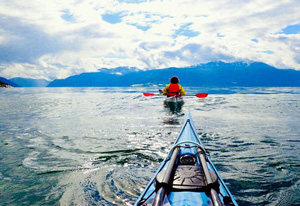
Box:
xmin=0 ymin=0 xmax=300 ymax=80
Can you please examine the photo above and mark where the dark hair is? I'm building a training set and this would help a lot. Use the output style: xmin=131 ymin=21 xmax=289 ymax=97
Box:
xmin=170 ymin=76 xmax=179 ymax=84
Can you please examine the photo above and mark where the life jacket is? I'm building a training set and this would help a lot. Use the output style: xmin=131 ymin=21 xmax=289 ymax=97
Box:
xmin=167 ymin=83 xmax=180 ymax=96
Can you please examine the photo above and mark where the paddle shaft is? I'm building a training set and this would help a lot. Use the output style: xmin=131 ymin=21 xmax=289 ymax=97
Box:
xmin=143 ymin=93 xmax=208 ymax=98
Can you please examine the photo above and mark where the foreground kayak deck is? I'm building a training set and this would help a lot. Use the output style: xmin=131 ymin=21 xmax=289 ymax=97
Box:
xmin=135 ymin=112 xmax=238 ymax=206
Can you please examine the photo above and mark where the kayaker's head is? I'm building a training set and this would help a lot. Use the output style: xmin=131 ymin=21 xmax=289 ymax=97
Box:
xmin=170 ymin=76 xmax=179 ymax=84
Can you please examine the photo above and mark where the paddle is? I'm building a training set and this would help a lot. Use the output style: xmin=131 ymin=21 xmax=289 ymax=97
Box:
xmin=143 ymin=93 xmax=208 ymax=98
xmin=189 ymin=93 xmax=208 ymax=98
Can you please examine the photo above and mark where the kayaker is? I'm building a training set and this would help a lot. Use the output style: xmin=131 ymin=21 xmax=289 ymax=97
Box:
xmin=162 ymin=76 xmax=186 ymax=97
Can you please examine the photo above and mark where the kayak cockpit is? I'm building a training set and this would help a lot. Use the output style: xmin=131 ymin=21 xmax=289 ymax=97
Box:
xmin=156 ymin=154 xmax=218 ymax=192
xmin=136 ymin=142 xmax=236 ymax=206
xmin=135 ymin=113 xmax=238 ymax=206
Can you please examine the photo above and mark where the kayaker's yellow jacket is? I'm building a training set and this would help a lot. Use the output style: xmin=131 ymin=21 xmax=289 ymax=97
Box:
xmin=163 ymin=84 xmax=186 ymax=96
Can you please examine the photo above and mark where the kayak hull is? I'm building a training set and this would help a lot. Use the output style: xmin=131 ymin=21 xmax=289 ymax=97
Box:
xmin=164 ymin=96 xmax=184 ymax=113
xmin=135 ymin=112 xmax=238 ymax=206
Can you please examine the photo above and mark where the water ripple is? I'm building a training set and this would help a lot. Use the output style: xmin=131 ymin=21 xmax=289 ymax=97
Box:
xmin=1 ymin=88 xmax=300 ymax=205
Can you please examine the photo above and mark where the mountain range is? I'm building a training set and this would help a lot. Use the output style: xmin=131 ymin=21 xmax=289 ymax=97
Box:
xmin=0 ymin=77 xmax=20 ymax=87
xmin=2 ymin=62 xmax=300 ymax=87
xmin=9 ymin=77 xmax=50 ymax=87
xmin=48 ymin=62 xmax=300 ymax=87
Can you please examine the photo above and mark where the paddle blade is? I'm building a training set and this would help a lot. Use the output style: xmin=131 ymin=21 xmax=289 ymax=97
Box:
xmin=143 ymin=93 xmax=155 ymax=97
xmin=196 ymin=93 xmax=208 ymax=98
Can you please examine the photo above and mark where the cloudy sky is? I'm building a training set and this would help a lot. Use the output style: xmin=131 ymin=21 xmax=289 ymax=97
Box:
xmin=0 ymin=0 xmax=300 ymax=80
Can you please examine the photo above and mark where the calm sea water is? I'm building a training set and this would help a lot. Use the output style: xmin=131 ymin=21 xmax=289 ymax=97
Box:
xmin=0 ymin=87 xmax=300 ymax=206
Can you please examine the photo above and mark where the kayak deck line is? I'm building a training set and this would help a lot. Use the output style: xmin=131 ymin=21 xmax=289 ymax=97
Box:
xmin=135 ymin=112 xmax=238 ymax=206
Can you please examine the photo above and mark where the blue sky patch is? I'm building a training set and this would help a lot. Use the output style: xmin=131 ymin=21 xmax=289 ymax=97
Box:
xmin=61 ymin=10 xmax=76 ymax=23
xmin=251 ymin=39 xmax=259 ymax=43
xmin=102 ymin=12 xmax=124 ymax=24
xmin=261 ymin=50 xmax=274 ymax=54
xmin=174 ymin=23 xmax=200 ymax=38
xmin=282 ymin=24 xmax=300 ymax=34
xmin=118 ymin=0 xmax=147 ymax=3
xmin=132 ymin=24 xmax=151 ymax=31
xmin=217 ymin=33 xmax=225 ymax=37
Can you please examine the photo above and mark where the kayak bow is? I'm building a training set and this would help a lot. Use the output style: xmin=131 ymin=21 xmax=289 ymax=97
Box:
xmin=135 ymin=112 xmax=238 ymax=206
